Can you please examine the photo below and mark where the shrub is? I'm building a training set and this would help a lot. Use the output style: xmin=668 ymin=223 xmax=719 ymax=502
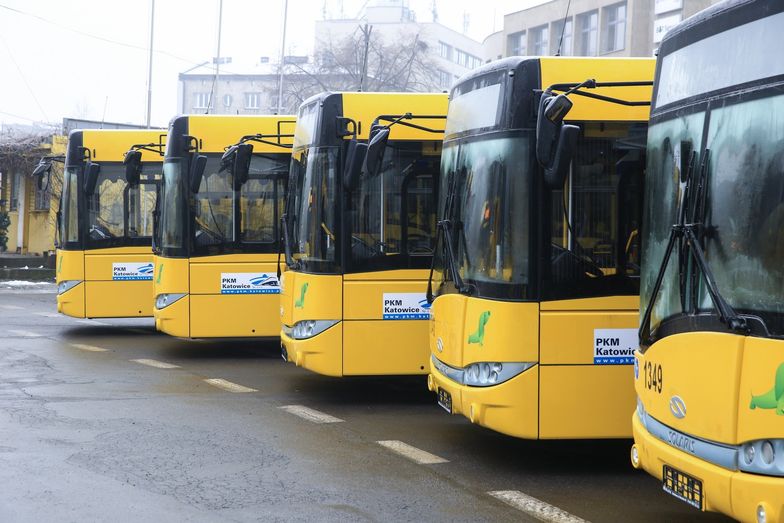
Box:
xmin=0 ymin=211 xmax=11 ymax=250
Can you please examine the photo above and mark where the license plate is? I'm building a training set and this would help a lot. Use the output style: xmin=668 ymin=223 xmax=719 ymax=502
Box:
xmin=437 ymin=388 xmax=452 ymax=413
xmin=663 ymin=465 xmax=703 ymax=510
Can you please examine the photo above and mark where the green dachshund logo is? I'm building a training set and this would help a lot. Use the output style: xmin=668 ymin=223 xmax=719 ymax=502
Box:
xmin=156 ymin=263 xmax=164 ymax=284
xmin=467 ymin=311 xmax=491 ymax=346
xmin=294 ymin=282 xmax=309 ymax=309
xmin=750 ymin=362 xmax=784 ymax=415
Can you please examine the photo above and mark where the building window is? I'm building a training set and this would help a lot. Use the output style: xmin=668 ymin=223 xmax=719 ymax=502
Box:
xmin=551 ymin=18 xmax=573 ymax=55
xmin=509 ymin=31 xmax=526 ymax=56
xmin=245 ymin=92 xmax=261 ymax=109
xmin=10 ymin=172 xmax=20 ymax=211
xmin=530 ymin=25 xmax=549 ymax=56
xmin=602 ymin=2 xmax=627 ymax=53
xmin=34 ymin=177 xmax=50 ymax=211
xmin=438 ymin=41 xmax=453 ymax=60
xmin=222 ymin=94 xmax=232 ymax=108
xmin=437 ymin=69 xmax=452 ymax=89
xmin=194 ymin=92 xmax=211 ymax=110
xmin=576 ymin=10 xmax=598 ymax=56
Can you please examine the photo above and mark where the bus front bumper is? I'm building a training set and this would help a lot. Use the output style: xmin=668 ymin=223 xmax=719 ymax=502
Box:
xmin=57 ymin=281 xmax=85 ymax=318
xmin=154 ymin=294 xmax=190 ymax=338
xmin=427 ymin=357 xmax=539 ymax=439
xmin=281 ymin=322 xmax=343 ymax=377
xmin=632 ymin=412 xmax=783 ymax=522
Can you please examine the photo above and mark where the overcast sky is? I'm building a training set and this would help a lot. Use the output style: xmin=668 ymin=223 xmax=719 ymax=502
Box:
xmin=0 ymin=0 xmax=542 ymax=130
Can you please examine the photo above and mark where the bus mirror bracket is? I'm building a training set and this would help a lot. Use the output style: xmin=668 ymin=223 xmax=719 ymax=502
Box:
xmin=363 ymin=127 xmax=390 ymax=178
xmin=123 ymin=150 xmax=143 ymax=186
xmin=543 ymin=124 xmax=579 ymax=189
xmin=189 ymin=154 xmax=208 ymax=193
xmin=84 ymin=162 xmax=101 ymax=195
xmin=344 ymin=139 xmax=368 ymax=191
xmin=231 ymin=143 xmax=254 ymax=190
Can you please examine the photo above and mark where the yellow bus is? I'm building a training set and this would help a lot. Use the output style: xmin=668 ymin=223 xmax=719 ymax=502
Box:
xmin=152 ymin=115 xmax=294 ymax=338
xmin=631 ymin=1 xmax=784 ymax=519
xmin=427 ymin=56 xmax=654 ymax=439
xmin=280 ymin=92 xmax=447 ymax=376
xmin=47 ymin=129 xmax=164 ymax=318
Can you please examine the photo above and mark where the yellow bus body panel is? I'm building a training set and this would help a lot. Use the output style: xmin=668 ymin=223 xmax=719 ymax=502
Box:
xmin=633 ymin=333 xmax=784 ymax=521
xmin=430 ymin=294 xmax=638 ymax=439
xmin=153 ymin=256 xmax=190 ymax=337
xmin=187 ymin=115 xmax=295 ymax=153
xmin=56 ymin=249 xmax=85 ymax=317
xmin=154 ymin=254 xmax=283 ymax=338
xmin=58 ymin=247 xmax=153 ymax=318
xmin=539 ymin=57 xmax=655 ymax=122
xmin=82 ymin=130 xmax=165 ymax=162
xmin=341 ymin=92 xmax=448 ymax=140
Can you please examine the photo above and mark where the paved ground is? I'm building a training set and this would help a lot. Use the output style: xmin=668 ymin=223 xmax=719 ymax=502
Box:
xmin=0 ymin=286 xmax=729 ymax=522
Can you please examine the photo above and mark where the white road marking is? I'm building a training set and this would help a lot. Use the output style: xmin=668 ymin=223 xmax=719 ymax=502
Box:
xmin=70 ymin=343 xmax=108 ymax=353
xmin=279 ymin=405 xmax=344 ymax=424
xmin=0 ymin=304 xmax=23 ymax=310
xmin=487 ymin=491 xmax=589 ymax=523
xmin=34 ymin=312 xmax=60 ymax=318
xmin=204 ymin=378 xmax=257 ymax=393
xmin=376 ymin=440 xmax=448 ymax=464
xmin=9 ymin=329 xmax=42 ymax=337
xmin=75 ymin=319 xmax=110 ymax=326
xmin=131 ymin=358 xmax=180 ymax=369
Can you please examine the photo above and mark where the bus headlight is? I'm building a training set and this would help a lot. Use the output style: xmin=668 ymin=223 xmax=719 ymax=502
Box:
xmin=57 ymin=280 xmax=82 ymax=295
xmin=155 ymin=293 xmax=186 ymax=310
xmin=462 ymin=361 xmax=535 ymax=387
xmin=739 ymin=439 xmax=784 ymax=476
xmin=283 ymin=320 xmax=339 ymax=340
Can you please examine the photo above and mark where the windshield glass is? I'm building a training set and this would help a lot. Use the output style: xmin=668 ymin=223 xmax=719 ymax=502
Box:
xmin=287 ymin=147 xmax=339 ymax=273
xmin=193 ymin=157 xmax=233 ymax=248
xmin=643 ymin=93 xmax=784 ymax=338
xmin=86 ymin=162 xmax=161 ymax=246
xmin=160 ymin=159 xmax=184 ymax=252
xmin=350 ymin=141 xmax=440 ymax=272
xmin=60 ymin=166 xmax=79 ymax=245
xmin=239 ymin=154 xmax=288 ymax=243
xmin=434 ymin=133 xmax=532 ymax=300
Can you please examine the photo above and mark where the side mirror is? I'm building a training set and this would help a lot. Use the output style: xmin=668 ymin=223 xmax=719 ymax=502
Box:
xmin=123 ymin=150 xmax=143 ymax=185
xmin=343 ymin=140 xmax=368 ymax=191
xmin=543 ymin=124 xmax=579 ymax=189
xmin=536 ymin=93 xmax=573 ymax=168
xmin=32 ymin=160 xmax=51 ymax=178
xmin=84 ymin=162 xmax=101 ymax=195
xmin=363 ymin=127 xmax=390 ymax=177
xmin=189 ymin=154 xmax=207 ymax=193
xmin=232 ymin=143 xmax=253 ymax=190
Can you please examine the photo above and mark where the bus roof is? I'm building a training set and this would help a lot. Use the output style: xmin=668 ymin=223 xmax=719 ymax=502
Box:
xmin=168 ymin=114 xmax=296 ymax=154
xmin=69 ymin=129 xmax=166 ymax=163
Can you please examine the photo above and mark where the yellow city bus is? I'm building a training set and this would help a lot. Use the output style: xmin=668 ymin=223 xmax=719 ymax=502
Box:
xmin=631 ymin=1 xmax=784 ymax=519
xmin=427 ymin=56 xmax=654 ymax=439
xmin=152 ymin=115 xmax=294 ymax=338
xmin=47 ymin=129 xmax=164 ymax=318
xmin=280 ymin=92 xmax=447 ymax=376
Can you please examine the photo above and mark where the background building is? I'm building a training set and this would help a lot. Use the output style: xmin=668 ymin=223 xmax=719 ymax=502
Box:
xmin=178 ymin=0 xmax=485 ymax=115
xmin=489 ymin=0 xmax=720 ymax=61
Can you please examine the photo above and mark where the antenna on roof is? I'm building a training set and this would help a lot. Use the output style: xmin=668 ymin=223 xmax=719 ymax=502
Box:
xmin=431 ymin=0 xmax=438 ymax=23
xmin=555 ymin=0 xmax=572 ymax=56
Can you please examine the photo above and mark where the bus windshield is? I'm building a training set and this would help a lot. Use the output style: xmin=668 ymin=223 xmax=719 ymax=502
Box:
xmin=643 ymin=94 xmax=784 ymax=339
xmin=85 ymin=162 xmax=160 ymax=248
xmin=434 ymin=133 xmax=533 ymax=300
xmin=286 ymin=146 xmax=339 ymax=273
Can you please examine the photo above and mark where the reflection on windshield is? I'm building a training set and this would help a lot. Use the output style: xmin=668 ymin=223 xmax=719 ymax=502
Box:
xmin=288 ymin=147 xmax=339 ymax=270
xmin=435 ymin=134 xmax=531 ymax=300
xmin=161 ymin=160 xmax=184 ymax=250
xmin=194 ymin=158 xmax=233 ymax=247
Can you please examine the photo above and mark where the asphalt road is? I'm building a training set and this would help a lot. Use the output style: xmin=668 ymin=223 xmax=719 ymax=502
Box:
xmin=0 ymin=285 xmax=730 ymax=522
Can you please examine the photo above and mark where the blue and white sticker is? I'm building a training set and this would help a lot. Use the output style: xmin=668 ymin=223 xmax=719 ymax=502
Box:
xmin=593 ymin=328 xmax=637 ymax=365
xmin=382 ymin=293 xmax=431 ymax=320
xmin=112 ymin=262 xmax=154 ymax=281
xmin=221 ymin=273 xmax=280 ymax=294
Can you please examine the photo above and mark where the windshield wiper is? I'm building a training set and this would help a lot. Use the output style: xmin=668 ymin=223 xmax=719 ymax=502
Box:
xmin=639 ymin=148 xmax=748 ymax=345
xmin=279 ymin=213 xmax=299 ymax=271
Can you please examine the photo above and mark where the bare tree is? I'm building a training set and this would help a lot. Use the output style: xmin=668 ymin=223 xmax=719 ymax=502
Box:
xmin=278 ymin=26 xmax=442 ymax=113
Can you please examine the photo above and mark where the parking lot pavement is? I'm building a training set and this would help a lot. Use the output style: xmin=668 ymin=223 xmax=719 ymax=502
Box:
xmin=0 ymin=289 xmax=730 ymax=522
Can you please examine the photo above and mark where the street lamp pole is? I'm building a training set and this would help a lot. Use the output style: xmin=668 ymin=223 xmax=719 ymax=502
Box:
xmin=145 ymin=0 xmax=155 ymax=128
xmin=276 ymin=0 xmax=289 ymax=115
